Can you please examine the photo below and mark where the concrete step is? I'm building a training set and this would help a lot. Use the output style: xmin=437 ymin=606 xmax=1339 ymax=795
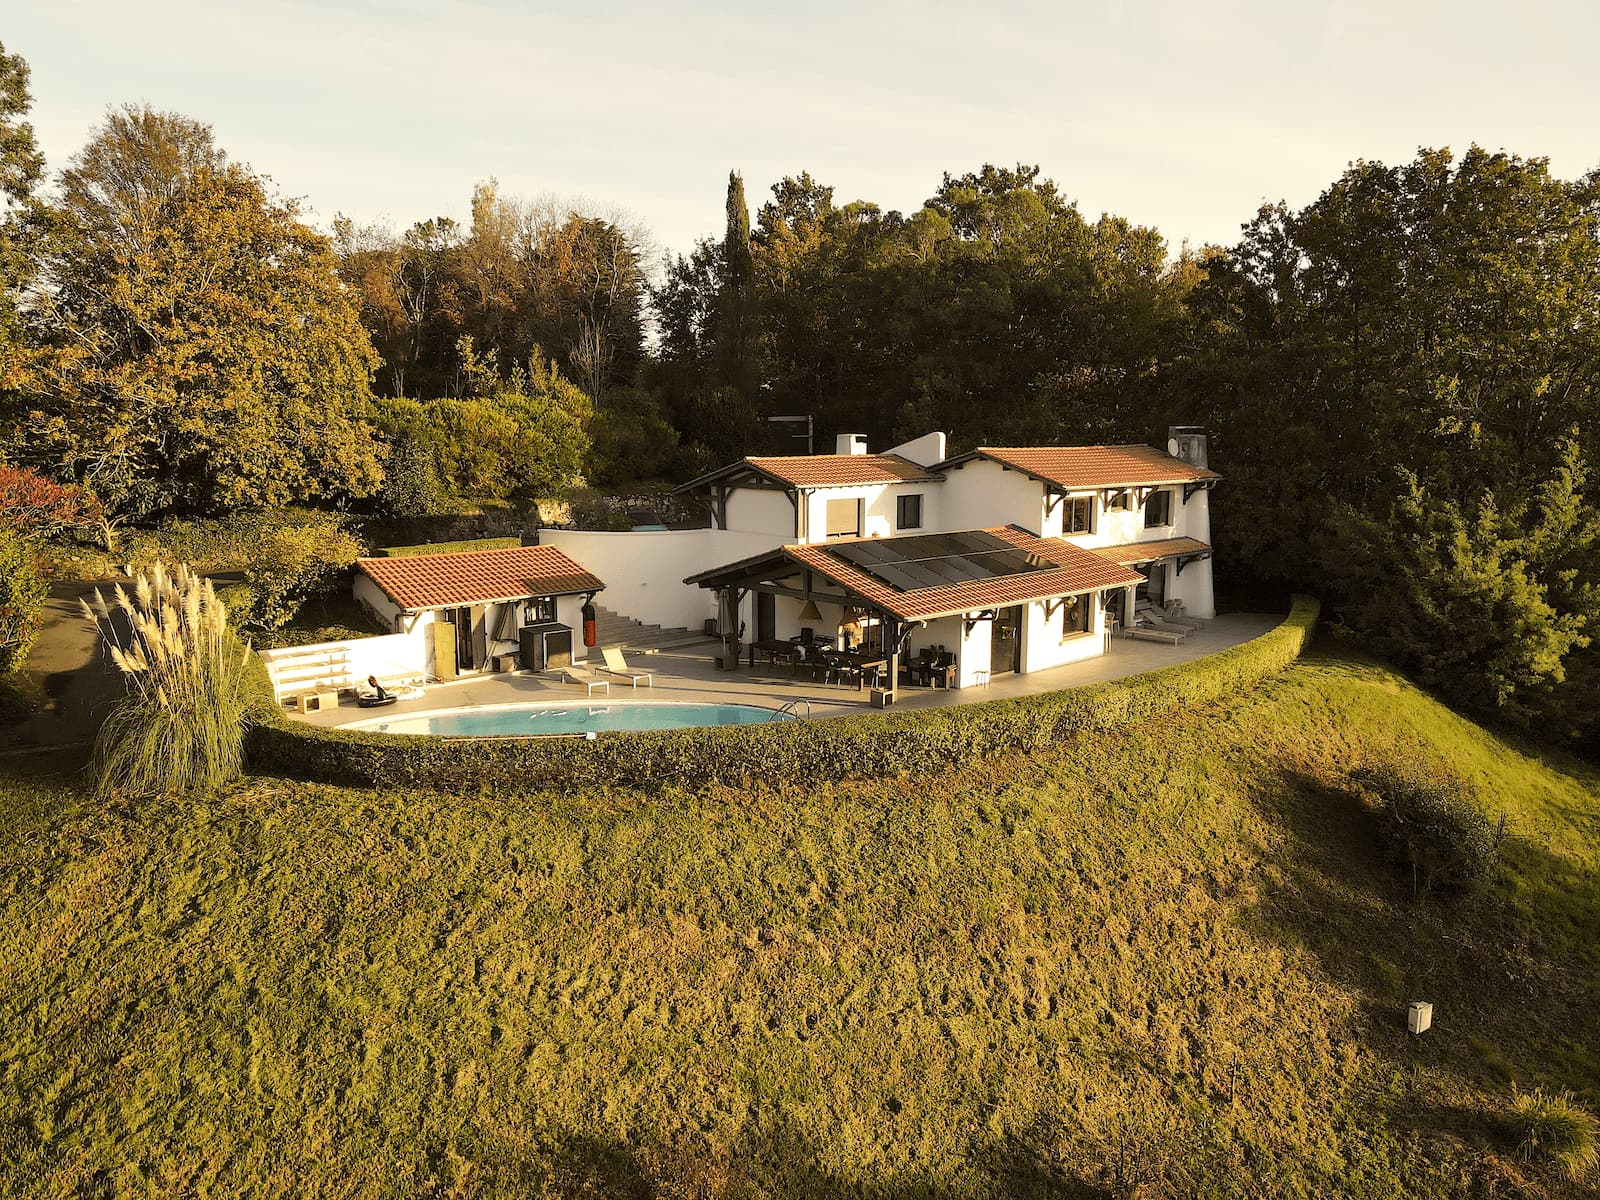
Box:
xmin=592 ymin=604 xmax=715 ymax=654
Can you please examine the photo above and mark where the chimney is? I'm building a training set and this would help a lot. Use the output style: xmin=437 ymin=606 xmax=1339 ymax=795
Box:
xmin=835 ymin=434 xmax=869 ymax=456
xmin=1167 ymin=426 xmax=1208 ymax=469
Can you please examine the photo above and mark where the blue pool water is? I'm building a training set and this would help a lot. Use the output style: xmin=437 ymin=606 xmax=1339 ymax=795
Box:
xmin=347 ymin=701 xmax=777 ymax=737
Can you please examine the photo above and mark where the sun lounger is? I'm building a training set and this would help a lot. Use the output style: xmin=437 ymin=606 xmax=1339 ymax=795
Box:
xmin=1160 ymin=600 xmax=1204 ymax=630
xmin=1124 ymin=619 xmax=1186 ymax=645
xmin=599 ymin=646 xmax=653 ymax=688
xmin=1133 ymin=604 xmax=1192 ymax=638
xmin=558 ymin=664 xmax=610 ymax=696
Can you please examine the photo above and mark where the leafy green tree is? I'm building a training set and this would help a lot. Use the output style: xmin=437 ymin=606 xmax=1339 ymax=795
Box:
xmin=371 ymin=342 xmax=591 ymax=511
xmin=1179 ymin=147 xmax=1600 ymax=741
xmin=7 ymin=106 xmax=384 ymax=527
xmin=1323 ymin=454 xmax=1596 ymax=726
xmin=0 ymin=40 xmax=45 ymax=394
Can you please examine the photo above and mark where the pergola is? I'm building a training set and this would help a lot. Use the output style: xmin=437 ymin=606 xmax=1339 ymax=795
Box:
xmin=686 ymin=527 xmax=1144 ymax=701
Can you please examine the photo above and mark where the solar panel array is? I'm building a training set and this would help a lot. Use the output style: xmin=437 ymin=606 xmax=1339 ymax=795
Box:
xmin=829 ymin=531 xmax=1051 ymax=593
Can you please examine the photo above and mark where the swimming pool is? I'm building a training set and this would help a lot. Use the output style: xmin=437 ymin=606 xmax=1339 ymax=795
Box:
xmin=344 ymin=701 xmax=779 ymax=737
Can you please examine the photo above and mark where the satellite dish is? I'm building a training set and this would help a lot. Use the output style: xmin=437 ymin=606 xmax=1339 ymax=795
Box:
xmin=1167 ymin=438 xmax=1181 ymax=457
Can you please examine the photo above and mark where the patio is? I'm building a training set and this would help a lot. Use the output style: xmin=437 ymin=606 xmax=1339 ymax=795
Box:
xmin=294 ymin=612 xmax=1282 ymax=730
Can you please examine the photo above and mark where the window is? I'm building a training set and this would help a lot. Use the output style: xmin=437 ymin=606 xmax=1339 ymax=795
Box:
xmin=1064 ymin=495 xmax=1094 ymax=534
xmin=896 ymin=493 xmax=923 ymax=531
xmin=522 ymin=596 xmax=556 ymax=625
xmin=1144 ymin=489 xmax=1172 ymax=528
xmin=1106 ymin=488 xmax=1132 ymax=511
xmin=825 ymin=497 xmax=861 ymax=538
xmin=1061 ymin=593 xmax=1092 ymax=637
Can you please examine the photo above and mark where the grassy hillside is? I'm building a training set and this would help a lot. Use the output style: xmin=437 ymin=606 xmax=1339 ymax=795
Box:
xmin=1 ymin=645 xmax=1596 ymax=1197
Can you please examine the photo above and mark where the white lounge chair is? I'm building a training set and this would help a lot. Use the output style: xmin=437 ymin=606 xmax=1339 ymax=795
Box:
xmin=558 ymin=664 xmax=610 ymax=696
xmin=599 ymin=646 xmax=653 ymax=688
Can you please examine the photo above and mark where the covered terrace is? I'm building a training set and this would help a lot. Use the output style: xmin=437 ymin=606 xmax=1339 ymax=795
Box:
xmin=684 ymin=526 xmax=1144 ymax=702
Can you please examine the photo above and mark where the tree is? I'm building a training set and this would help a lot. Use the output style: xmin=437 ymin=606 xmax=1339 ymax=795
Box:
xmin=0 ymin=40 xmax=45 ymax=392
xmin=716 ymin=170 xmax=759 ymax=398
xmin=1180 ymin=147 xmax=1600 ymax=742
xmin=7 ymin=106 xmax=384 ymax=526
xmin=0 ymin=462 xmax=102 ymax=539
xmin=0 ymin=528 xmax=46 ymax=675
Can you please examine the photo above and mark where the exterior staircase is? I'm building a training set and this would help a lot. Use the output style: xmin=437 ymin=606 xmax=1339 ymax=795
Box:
xmin=591 ymin=604 xmax=717 ymax=655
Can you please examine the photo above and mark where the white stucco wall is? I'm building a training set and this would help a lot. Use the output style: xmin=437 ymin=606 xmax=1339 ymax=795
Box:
xmin=258 ymin=632 xmax=427 ymax=702
xmin=539 ymin=528 xmax=779 ymax=631
xmin=938 ymin=460 xmax=1048 ymax=535
xmin=724 ymin=488 xmax=797 ymax=538
xmin=1020 ymin=593 xmax=1107 ymax=672
xmin=354 ymin=572 xmax=404 ymax=631
xmin=1166 ymin=487 xmax=1215 ymax=618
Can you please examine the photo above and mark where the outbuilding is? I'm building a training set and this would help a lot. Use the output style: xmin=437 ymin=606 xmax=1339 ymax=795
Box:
xmin=355 ymin=544 xmax=604 ymax=679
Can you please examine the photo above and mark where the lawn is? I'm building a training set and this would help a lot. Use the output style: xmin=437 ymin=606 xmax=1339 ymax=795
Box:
xmin=1 ymin=645 xmax=1596 ymax=1197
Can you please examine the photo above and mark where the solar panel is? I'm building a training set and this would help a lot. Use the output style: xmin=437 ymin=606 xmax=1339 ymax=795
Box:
xmin=830 ymin=531 xmax=1051 ymax=593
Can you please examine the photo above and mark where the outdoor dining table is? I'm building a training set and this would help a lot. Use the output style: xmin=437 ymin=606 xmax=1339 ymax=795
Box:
xmin=821 ymin=651 xmax=888 ymax=691
xmin=748 ymin=638 xmax=804 ymax=674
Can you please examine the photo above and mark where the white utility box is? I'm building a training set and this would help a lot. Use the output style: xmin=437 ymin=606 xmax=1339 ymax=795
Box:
xmin=1408 ymin=1001 xmax=1433 ymax=1035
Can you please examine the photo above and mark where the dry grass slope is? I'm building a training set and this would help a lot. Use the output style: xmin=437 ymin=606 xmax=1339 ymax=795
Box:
xmin=0 ymin=644 xmax=1595 ymax=1198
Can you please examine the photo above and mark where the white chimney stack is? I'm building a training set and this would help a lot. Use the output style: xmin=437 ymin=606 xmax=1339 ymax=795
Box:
xmin=835 ymin=434 xmax=869 ymax=455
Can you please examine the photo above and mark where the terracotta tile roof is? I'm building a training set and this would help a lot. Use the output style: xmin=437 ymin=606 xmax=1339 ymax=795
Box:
xmin=358 ymin=545 xmax=604 ymax=612
xmin=744 ymin=453 xmax=942 ymax=488
xmin=948 ymin=445 xmax=1219 ymax=489
xmin=783 ymin=526 xmax=1144 ymax=622
xmin=1090 ymin=537 xmax=1213 ymax=566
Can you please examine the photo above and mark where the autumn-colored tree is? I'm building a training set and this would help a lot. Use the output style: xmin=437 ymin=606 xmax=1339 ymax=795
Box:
xmin=7 ymin=106 xmax=384 ymax=527
xmin=0 ymin=462 xmax=102 ymax=539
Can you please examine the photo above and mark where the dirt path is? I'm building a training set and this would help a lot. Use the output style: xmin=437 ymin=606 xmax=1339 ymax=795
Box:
xmin=1 ymin=580 xmax=123 ymax=751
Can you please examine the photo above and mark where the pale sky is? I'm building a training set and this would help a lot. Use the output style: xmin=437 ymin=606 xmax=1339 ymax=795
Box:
xmin=9 ymin=1 xmax=1598 ymax=266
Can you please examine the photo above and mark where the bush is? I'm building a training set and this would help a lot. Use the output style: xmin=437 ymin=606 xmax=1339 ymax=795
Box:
xmin=246 ymin=597 xmax=1320 ymax=794
xmin=377 ymin=537 xmax=521 ymax=558
xmin=83 ymin=564 xmax=254 ymax=798
xmin=1352 ymin=756 xmax=1501 ymax=895
xmin=0 ymin=530 xmax=48 ymax=675
xmin=1511 ymin=1087 xmax=1599 ymax=1181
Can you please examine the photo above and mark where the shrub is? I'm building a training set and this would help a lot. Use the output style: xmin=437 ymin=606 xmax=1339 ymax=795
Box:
xmin=0 ymin=530 xmax=48 ymax=675
xmin=82 ymin=564 xmax=254 ymax=798
xmin=237 ymin=514 xmax=364 ymax=633
xmin=245 ymin=597 xmax=1320 ymax=795
xmin=1352 ymin=756 xmax=1501 ymax=895
xmin=1510 ymin=1087 xmax=1599 ymax=1181
xmin=377 ymin=537 xmax=521 ymax=558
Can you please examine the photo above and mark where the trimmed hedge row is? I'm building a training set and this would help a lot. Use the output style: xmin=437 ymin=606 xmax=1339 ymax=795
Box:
xmin=376 ymin=537 xmax=522 ymax=558
xmin=245 ymin=596 xmax=1320 ymax=793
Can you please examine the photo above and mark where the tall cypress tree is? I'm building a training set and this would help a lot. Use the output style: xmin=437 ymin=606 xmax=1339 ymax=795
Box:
xmin=717 ymin=170 xmax=758 ymax=399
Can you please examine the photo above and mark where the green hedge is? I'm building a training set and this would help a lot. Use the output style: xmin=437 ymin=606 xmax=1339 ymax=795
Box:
xmin=246 ymin=596 xmax=1320 ymax=793
xmin=376 ymin=537 xmax=522 ymax=558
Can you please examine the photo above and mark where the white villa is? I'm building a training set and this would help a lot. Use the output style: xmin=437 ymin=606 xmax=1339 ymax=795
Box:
xmin=535 ymin=426 xmax=1219 ymax=701
xmin=266 ymin=426 xmax=1219 ymax=710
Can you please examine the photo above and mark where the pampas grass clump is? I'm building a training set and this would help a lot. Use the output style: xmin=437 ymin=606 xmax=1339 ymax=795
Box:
xmin=82 ymin=563 xmax=253 ymax=798
xmin=1512 ymin=1086 xmax=1599 ymax=1181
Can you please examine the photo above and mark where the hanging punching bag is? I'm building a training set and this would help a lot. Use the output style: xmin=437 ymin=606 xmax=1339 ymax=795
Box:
xmin=581 ymin=602 xmax=597 ymax=647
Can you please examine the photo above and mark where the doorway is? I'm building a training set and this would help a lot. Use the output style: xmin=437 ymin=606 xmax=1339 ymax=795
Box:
xmin=756 ymin=592 xmax=776 ymax=643
xmin=989 ymin=605 xmax=1022 ymax=676
xmin=1136 ymin=563 xmax=1166 ymax=609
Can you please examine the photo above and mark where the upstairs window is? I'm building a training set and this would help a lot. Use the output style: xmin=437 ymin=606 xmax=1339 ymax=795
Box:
xmin=1144 ymin=489 xmax=1172 ymax=528
xmin=825 ymin=497 xmax=862 ymax=538
xmin=1064 ymin=495 xmax=1094 ymax=534
xmin=896 ymin=492 xmax=924 ymax=531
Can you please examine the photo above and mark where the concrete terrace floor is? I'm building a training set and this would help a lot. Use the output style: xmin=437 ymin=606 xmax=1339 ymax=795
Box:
xmin=296 ymin=612 xmax=1282 ymax=731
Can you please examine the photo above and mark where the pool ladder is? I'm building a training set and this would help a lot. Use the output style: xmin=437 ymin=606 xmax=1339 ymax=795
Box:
xmin=768 ymin=698 xmax=811 ymax=722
